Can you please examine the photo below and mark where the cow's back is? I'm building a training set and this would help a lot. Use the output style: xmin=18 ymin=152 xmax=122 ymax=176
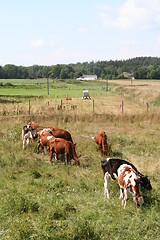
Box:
xmin=50 ymin=128 xmax=73 ymax=142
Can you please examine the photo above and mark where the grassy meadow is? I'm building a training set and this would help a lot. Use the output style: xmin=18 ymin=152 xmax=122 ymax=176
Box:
xmin=0 ymin=79 xmax=160 ymax=239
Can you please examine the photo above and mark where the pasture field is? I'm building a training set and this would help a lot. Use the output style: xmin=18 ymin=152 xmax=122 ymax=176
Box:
xmin=0 ymin=79 xmax=160 ymax=239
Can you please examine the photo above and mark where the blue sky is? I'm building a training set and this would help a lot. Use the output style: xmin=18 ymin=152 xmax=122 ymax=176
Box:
xmin=1 ymin=0 xmax=160 ymax=66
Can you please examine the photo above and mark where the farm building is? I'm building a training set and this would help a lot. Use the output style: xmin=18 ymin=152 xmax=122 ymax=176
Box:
xmin=77 ymin=75 xmax=97 ymax=80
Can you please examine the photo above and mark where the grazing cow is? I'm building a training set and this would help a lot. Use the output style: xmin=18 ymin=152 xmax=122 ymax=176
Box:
xmin=93 ymin=131 xmax=107 ymax=156
xmin=37 ymin=129 xmax=54 ymax=154
xmin=118 ymin=164 xmax=144 ymax=208
xmin=22 ymin=120 xmax=74 ymax=149
xmin=49 ymin=127 xmax=73 ymax=143
xmin=101 ymin=158 xmax=152 ymax=199
xmin=47 ymin=137 xmax=80 ymax=165
xmin=22 ymin=125 xmax=33 ymax=149
xmin=28 ymin=121 xmax=40 ymax=128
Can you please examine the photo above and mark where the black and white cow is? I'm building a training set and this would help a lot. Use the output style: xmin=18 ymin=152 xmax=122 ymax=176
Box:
xmin=101 ymin=158 xmax=152 ymax=199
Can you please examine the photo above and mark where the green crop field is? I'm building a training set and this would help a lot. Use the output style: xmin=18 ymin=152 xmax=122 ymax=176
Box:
xmin=0 ymin=79 xmax=116 ymax=98
xmin=0 ymin=79 xmax=160 ymax=239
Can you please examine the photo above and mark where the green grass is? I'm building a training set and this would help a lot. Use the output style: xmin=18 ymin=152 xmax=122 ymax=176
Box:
xmin=0 ymin=113 xmax=160 ymax=239
xmin=0 ymin=79 xmax=117 ymax=98
xmin=0 ymin=80 xmax=160 ymax=239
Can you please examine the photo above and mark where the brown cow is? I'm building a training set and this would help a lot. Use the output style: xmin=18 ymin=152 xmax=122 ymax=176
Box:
xmin=22 ymin=121 xmax=74 ymax=149
xmin=49 ymin=127 xmax=73 ymax=142
xmin=93 ymin=130 xmax=107 ymax=156
xmin=28 ymin=121 xmax=40 ymax=128
xmin=37 ymin=130 xmax=54 ymax=154
xmin=47 ymin=137 xmax=80 ymax=165
xmin=28 ymin=122 xmax=73 ymax=142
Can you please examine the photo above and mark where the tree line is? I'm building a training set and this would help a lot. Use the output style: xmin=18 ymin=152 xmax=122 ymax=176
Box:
xmin=1 ymin=56 xmax=160 ymax=80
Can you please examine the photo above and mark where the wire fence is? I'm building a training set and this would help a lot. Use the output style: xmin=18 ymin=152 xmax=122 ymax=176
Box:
xmin=1 ymin=97 xmax=159 ymax=117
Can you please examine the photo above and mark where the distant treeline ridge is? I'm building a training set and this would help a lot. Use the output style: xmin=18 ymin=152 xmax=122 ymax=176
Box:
xmin=1 ymin=56 xmax=160 ymax=80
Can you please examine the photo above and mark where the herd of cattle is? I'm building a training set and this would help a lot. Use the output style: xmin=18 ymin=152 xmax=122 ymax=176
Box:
xmin=22 ymin=121 xmax=152 ymax=209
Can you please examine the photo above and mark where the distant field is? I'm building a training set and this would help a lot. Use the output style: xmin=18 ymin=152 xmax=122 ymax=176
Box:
xmin=0 ymin=79 xmax=160 ymax=239
xmin=0 ymin=79 xmax=117 ymax=98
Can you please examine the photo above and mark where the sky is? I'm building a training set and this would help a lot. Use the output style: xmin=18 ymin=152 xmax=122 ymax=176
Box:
xmin=1 ymin=0 xmax=160 ymax=66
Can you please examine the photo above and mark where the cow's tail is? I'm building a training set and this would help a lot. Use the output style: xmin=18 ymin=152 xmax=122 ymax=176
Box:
xmin=71 ymin=143 xmax=80 ymax=165
xmin=102 ymin=132 xmax=107 ymax=156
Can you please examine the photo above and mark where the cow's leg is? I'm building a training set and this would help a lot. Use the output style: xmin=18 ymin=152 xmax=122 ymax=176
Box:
xmin=99 ymin=144 xmax=103 ymax=157
xmin=23 ymin=139 xmax=25 ymax=150
xmin=54 ymin=153 xmax=58 ymax=161
xmin=37 ymin=139 xmax=41 ymax=154
xmin=25 ymin=133 xmax=29 ymax=147
xmin=49 ymin=147 xmax=54 ymax=164
xmin=119 ymin=188 xmax=123 ymax=199
xmin=43 ymin=146 xmax=47 ymax=155
xmin=120 ymin=188 xmax=124 ymax=206
xmin=65 ymin=151 xmax=69 ymax=164
xmin=104 ymin=172 xmax=110 ymax=199
xmin=124 ymin=188 xmax=128 ymax=208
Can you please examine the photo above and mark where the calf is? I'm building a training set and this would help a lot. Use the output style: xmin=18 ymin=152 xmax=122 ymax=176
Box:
xmin=47 ymin=137 xmax=80 ymax=165
xmin=101 ymin=158 xmax=152 ymax=199
xmin=118 ymin=164 xmax=144 ymax=208
xmin=22 ymin=125 xmax=33 ymax=149
xmin=93 ymin=130 xmax=107 ymax=156
xmin=22 ymin=124 xmax=51 ymax=150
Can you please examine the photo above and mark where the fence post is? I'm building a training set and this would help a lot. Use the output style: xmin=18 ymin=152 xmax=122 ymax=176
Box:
xmin=61 ymin=99 xmax=62 ymax=110
xmin=29 ymin=98 xmax=31 ymax=115
xmin=106 ymin=79 xmax=108 ymax=91
xmin=122 ymin=101 xmax=124 ymax=114
xmin=93 ymin=99 xmax=94 ymax=112
xmin=146 ymin=103 xmax=149 ymax=112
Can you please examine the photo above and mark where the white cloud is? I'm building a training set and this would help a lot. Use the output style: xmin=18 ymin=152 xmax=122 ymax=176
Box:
xmin=30 ymin=38 xmax=46 ymax=48
xmin=99 ymin=0 xmax=160 ymax=31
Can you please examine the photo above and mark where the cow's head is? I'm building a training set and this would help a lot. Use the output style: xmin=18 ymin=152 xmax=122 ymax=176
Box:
xmin=140 ymin=175 xmax=152 ymax=190
xmin=101 ymin=159 xmax=108 ymax=174
xmin=31 ymin=128 xmax=39 ymax=139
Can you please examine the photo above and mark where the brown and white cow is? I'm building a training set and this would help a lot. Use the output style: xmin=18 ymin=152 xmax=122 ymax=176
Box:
xmin=47 ymin=137 xmax=80 ymax=165
xmin=93 ymin=130 xmax=107 ymax=156
xmin=22 ymin=125 xmax=33 ymax=149
xmin=22 ymin=120 xmax=73 ymax=149
xmin=101 ymin=158 xmax=152 ymax=199
xmin=37 ymin=129 xmax=54 ymax=154
xmin=117 ymin=164 xmax=144 ymax=209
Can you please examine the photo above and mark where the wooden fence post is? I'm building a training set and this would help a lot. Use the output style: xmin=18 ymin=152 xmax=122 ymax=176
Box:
xmin=61 ymin=99 xmax=62 ymax=110
xmin=146 ymin=103 xmax=149 ymax=112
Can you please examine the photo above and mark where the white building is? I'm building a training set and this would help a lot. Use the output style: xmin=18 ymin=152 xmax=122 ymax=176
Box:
xmin=77 ymin=74 xmax=97 ymax=80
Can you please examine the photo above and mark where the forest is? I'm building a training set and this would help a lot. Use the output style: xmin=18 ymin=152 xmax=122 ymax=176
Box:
xmin=1 ymin=56 xmax=160 ymax=80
